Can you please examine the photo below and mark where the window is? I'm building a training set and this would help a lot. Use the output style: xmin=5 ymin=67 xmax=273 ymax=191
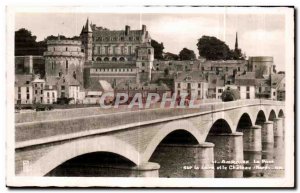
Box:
xmin=259 ymin=87 xmax=262 ymax=92
xmin=47 ymin=99 xmax=50 ymax=104
xmin=66 ymin=47 xmax=68 ymax=51
xmin=238 ymin=67 xmax=240 ymax=71
xmin=177 ymin=83 xmax=180 ymax=88
xmin=273 ymin=92 xmax=276 ymax=96
xmin=61 ymin=86 xmax=65 ymax=90
xmin=18 ymin=94 xmax=21 ymax=99
xmin=26 ymin=94 xmax=29 ymax=99
xmin=105 ymin=46 xmax=109 ymax=54
xmin=40 ymin=97 xmax=43 ymax=101
xmin=237 ymin=86 xmax=240 ymax=91
xmin=246 ymin=93 xmax=250 ymax=99
xmin=47 ymin=92 xmax=50 ymax=97
xmin=142 ymin=63 xmax=145 ymax=67
xmin=35 ymin=84 xmax=37 ymax=87
xmin=142 ymin=70 xmax=145 ymax=73
xmin=148 ymin=49 xmax=151 ymax=54
xmin=177 ymin=90 xmax=180 ymax=96
xmin=121 ymin=46 xmax=124 ymax=54
xmin=41 ymin=90 xmax=43 ymax=94
xmin=218 ymin=89 xmax=223 ymax=93
xmin=52 ymin=92 xmax=55 ymax=98
xmin=226 ymin=67 xmax=228 ymax=71
xmin=128 ymin=46 xmax=132 ymax=55
xmin=66 ymin=60 xmax=68 ymax=69
xmin=198 ymin=90 xmax=201 ymax=96
xmin=120 ymin=37 xmax=124 ymax=41
xmin=52 ymin=62 xmax=54 ymax=70
xmin=136 ymin=37 xmax=140 ymax=41
xmin=18 ymin=87 xmax=21 ymax=92
xmin=187 ymin=83 xmax=191 ymax=89
xmin=198 ymin=83 xmax=201 ymax=88
xmin=246 ymin=86 xmax=250 ymax=91
xmin=35 ymin=90 xmax=37 ymax=94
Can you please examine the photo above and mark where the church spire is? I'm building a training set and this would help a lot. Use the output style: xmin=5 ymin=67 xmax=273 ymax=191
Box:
xmin=85 ymin=17 xmax=92 ymax=33
xmin=235 ymin=32 xmax=239 ymax=50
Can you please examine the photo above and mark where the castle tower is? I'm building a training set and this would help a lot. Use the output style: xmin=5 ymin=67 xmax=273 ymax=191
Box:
xmin=136 ymin=43 xmax=154 ymax=83
xmin=80 ymin=18 xmax=93 ymax=62
xmin=44 ymin=38 xmax=85 ymax=86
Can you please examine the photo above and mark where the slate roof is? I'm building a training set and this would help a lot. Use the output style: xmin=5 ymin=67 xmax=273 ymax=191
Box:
xmin=15 ymin=75 xmax=33 ymax=87
xmin=175 ymin=71 xmax=207 ymax=83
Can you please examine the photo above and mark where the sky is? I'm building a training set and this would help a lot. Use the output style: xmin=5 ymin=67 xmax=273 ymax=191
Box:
xmin=15 ymin=12 xmax=286 ymax=71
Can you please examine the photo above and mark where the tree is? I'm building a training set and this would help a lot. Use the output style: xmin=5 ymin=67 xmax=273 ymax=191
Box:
xmin=179 ymin=48 xmax=196 ymax=60
xmin=197 ymin=36 xmax=231 ymax=60
xmin=151 ymin=39 xmax=164 ymax=60
xmin=15 ymin=28 xmax=47 ymax=56
xmin=163 ymin=52 xmax=179 ymax=60
xmin=221 ymin=87 xmax=240 ymax=102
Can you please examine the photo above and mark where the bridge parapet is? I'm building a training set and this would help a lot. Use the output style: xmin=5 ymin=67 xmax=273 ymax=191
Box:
xmin=15 ymin=100 xmax=284 ymax=149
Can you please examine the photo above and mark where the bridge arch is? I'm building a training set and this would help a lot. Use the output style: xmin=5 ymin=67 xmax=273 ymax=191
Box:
xmin=255 ymin=110 xmax=267 ymax=125
xmin=236 ymin=113 xmax=253 ymax=132
xmin=21 ymin=136 xmax=140 ymax=176
xmin=208 ymin=118 xmax=232 ymax=134
xmin=268 ymin=109 xmax=277 ymax=121
xmin=142 ymin=120 xmax=201 ymax=162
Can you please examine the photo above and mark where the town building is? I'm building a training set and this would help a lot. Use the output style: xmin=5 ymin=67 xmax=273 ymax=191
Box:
xmin=31 ymin=76 xmax=45 ymax=104
xmin=174 ymin=71 xmax=208 ymax=99
xmin=235 ymin=72 xmax=256 ymax=99
xmin=15 ymin=75 xmax=33 ymax=104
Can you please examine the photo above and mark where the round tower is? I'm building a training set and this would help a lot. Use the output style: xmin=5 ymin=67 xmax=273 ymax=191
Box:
xmin=44 ymin=39 xmax=85 ymax=86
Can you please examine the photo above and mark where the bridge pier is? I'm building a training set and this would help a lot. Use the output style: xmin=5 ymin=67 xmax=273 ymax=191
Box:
xmin=149 ymin=142 xmax=215 ymax=178
xmin=273 ymin=118 xmax=284 ymax=137
xmin=242 ymin=125 xmax=262 ymax=152
xmin=206 ymin=132 xmax=244 ymax=178
xmin=130 ymin=162 xmax=160 ymax=177
xmin=261 ymin=121 xmax=274 ymax=144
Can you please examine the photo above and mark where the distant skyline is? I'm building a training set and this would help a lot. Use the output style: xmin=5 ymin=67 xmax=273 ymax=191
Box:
xmin=15 ymin=12 xmax=286 ymax=71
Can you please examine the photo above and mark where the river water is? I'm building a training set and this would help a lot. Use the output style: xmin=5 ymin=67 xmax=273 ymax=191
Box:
xmin=47 ymin=136 xmax=285 ymax=178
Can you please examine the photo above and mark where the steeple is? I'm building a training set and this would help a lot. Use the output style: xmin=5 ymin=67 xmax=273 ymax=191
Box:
xmin=235 ymin=32 xmax=238 ymax=50
xmin=80 ymin=25 xmax=85 ymax=35
xmin=85 ymin=17 xmax=92 ymax=33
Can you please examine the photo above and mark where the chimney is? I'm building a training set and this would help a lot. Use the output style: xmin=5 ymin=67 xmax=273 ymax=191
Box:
xmin=142 ymin=25 xmax=146 ymax=34
xmin=125 ymin=25 xmax=130 ymax=36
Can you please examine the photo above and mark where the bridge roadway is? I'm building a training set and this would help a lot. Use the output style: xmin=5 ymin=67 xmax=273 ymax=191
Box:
xmin=15 ymin=99 xmax=285 ymax=177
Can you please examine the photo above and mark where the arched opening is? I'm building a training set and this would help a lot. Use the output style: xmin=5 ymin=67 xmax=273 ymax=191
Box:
xmin=96 ymin=57 xmax=102 ymax=61
xmin=268 ymin=110 xmax=277 ymax=121
xmin=104 ymin=57 xmax=109 ymax=61
xmin=255 ymin=110 xmax=266 ymax=125
xmin=119 ymin=57 xmax=125 ymax=62
xmin=112 ymin=57 xmax=117 ymax=61
xmin=149 ymin=129 xmax=199 ymax=177
xmin=45 ymin=152 xmax=136 ymax=177
xmin=207 ymin=119 xmax=232 ymax=135
xmin=278 ymin=109 xmax=284 ymax=118
xmin=236 ymin=113 xmax=252 ymax=132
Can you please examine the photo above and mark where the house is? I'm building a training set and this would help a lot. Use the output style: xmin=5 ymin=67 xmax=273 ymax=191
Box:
xmin=207 ymin=74 xmax=225 ymax=99
xmin=31 ymin=75 xmax=45 ymax=104
xmin=174 ymin=71 xmax=208 ymax=99
xmin=235 ymin=72 xmax=256 ymax=99
xmin=15 ymin=75 xmax=33 ymax=104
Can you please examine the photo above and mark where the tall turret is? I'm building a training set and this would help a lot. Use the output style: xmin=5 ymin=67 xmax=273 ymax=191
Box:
xmin=80 ymin=18 xmax=93 ymax=62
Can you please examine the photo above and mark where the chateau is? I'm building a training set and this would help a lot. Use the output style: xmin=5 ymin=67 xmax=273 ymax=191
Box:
xmin=80 ymin=19 xmax=154 ymax=88
xmin=14 ymin=19 xmax=285 ymax=105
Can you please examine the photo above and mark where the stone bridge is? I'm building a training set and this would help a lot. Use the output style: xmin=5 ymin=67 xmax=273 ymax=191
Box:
xmin=15 ymin=99 xmax=285 ymax=177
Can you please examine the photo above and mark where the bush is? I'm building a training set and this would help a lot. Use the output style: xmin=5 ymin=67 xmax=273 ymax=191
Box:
xmin=221 ymin=88 xmax=240 ymax=102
